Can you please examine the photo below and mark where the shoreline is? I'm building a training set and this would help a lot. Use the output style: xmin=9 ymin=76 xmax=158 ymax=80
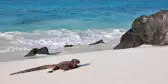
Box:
xmin=0 ymin=42 xmax=118 ymax=62
xmin=0 ymin=42 xmax=160 ymax=62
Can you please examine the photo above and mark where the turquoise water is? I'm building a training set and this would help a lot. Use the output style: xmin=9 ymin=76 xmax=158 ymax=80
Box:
xmin=0 ymin=0 xmax=168 ymax=32
xmin=0 ymin=0 xmax=168 ymax=52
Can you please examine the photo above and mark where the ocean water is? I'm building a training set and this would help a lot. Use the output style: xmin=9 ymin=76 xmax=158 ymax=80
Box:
xmin=0 ymin=0 xmax=168 ymax=52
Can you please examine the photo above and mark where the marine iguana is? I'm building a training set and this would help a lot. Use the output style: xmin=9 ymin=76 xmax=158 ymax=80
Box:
xmin=10 ymin=59 xmax=80 ymax=75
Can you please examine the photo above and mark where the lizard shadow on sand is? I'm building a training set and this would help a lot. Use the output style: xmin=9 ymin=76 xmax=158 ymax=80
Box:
xmin=78 ymin=63 xmax=90 ymax=68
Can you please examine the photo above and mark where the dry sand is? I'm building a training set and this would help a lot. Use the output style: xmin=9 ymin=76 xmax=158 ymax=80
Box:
xmin=0 ymin=45 xmax=168 ymax=84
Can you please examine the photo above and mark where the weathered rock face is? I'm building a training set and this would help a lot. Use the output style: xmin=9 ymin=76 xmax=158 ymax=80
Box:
xmin=24 ymin=47 xmax=49 ymax=57
xmin=38 ymin=47 xmax=50 ymax=55
xmin=114 ymin=10 xmax=168 ymax=49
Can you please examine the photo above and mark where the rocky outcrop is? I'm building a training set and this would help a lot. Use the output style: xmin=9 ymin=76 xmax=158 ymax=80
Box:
xmin=24 ymin=47 xmax=49 ymax=57
xmin=64 ymin=44 xmax=74 ymax=47
xmin=89 ymin=39 xmax=105 ymax=45
xmin=114 ymin=10 xmax=168 ymax=49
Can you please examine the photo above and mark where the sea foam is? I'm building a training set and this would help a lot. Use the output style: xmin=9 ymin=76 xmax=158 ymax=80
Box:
xmin=0 ymin=29 xmax=125 ymax=53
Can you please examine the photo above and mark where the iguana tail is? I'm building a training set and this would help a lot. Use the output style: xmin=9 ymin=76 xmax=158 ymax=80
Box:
xmin=10 ymin=64 xmax=57 ymax=75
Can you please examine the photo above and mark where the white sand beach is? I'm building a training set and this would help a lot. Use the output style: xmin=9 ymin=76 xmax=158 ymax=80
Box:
xmin=0 ymin=0 xmax=168 ymax=83
xmin=0 ymin=45 xmax=168 ymax=84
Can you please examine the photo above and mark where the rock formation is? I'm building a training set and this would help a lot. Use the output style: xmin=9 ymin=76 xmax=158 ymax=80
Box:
xmin=24 ymin=47 xmax=49 ymax=57
xmin=114 ymin=10 xmax=168 ymax=49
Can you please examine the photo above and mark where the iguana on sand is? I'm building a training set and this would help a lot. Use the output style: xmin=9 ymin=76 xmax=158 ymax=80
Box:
xmin=10 ymin=59 xmax=80 ymax=75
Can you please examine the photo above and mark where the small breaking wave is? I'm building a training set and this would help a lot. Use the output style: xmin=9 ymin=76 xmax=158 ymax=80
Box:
xmin=0 ymin=28 xmax=125 ymax=53
xmin=0 ymin=46 xmax=29 ymax=53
